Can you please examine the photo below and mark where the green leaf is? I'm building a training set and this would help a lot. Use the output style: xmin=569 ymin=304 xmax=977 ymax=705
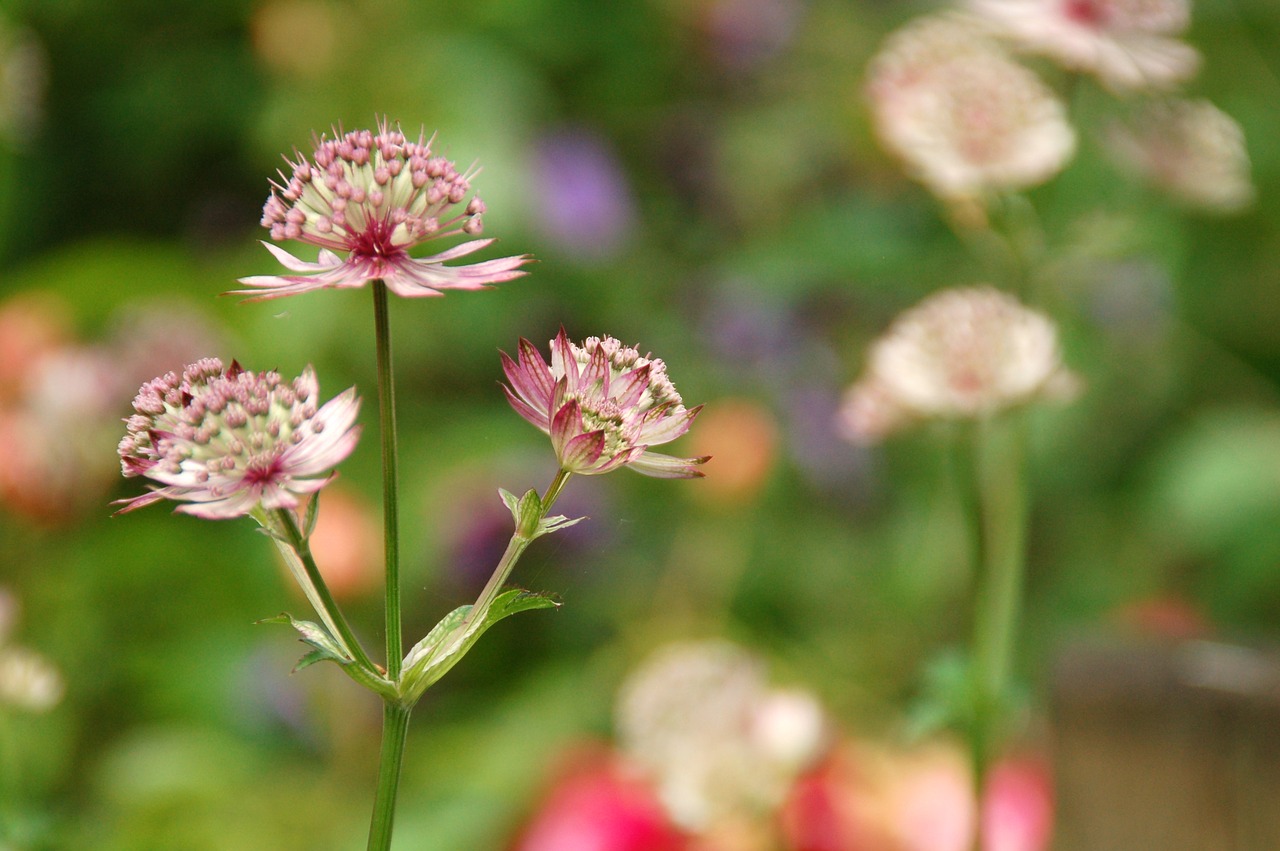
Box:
xmin=292 ymin=648 xmax=333 ymax=673
xmin=400 ymin=589 xmax=560 ymax=702
xmin=497 ymin=487 xmax=585 ymax=541
xmin=257 ymin=612 xmax=353 ymax=668
xmin=303 ymin=494 xmax=320 ymax=539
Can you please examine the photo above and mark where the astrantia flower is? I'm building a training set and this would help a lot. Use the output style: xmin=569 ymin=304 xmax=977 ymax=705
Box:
xmin=234 ymin=119 xmax=530 ymax=300
xmin=970 ymin=0 xmax=1198 ymax=92
xmin=839 ymin=287 xmax=1079 ymax=443
xmin=1105 ymin=98 xmax=1254 ymax=213
xmin=501 ymin=330 xmax=707 ymax=478
xmin=117 ymin=358 xmax=360 ymax=519
xmin=867 ymin=15 xmax=1076 ymax=202
xmin=615 ymin=641 xmax=828 ymax=829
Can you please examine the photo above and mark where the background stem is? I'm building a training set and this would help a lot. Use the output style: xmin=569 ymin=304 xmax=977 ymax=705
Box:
xmin=968 ymin=414 xmax=1028 ymax=845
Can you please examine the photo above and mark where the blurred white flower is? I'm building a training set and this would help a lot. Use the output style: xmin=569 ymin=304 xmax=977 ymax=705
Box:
xmin=0 ymin=589 xmax=63 ymax=714
xmin=839 ymin=287 xmax=1080 ymax=443
xmin=0 ymin=646 xmax=63 ymax=712
xmin=867 ymin=15 xmax=1076 ymax=202
xmin=1105 ymin=98 xmax=1253 ymax=213
xmin=615 ymin=640 xmax=828 ymax=830
xmin=970 ymin=0 xmax=1198 ymax=92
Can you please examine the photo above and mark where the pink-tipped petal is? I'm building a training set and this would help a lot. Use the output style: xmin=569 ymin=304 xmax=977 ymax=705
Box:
xmin=559 ymin=430 xmax=607 ymax=472
xmin=501 ymin=384 xmax=551 ymax=432
xmin=628 ymin=451 xmax=709 ymax=479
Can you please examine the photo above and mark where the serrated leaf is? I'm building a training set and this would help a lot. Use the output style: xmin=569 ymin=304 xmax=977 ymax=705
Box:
xmin=258 ymin=612 xmax=352 ymax=667
xmin=537 ymin=513 xmax=585 ymax=536
xmin=401 ymin=589 xmax=560 ymax=702
xmin=293 ymin=648 xmax=332 ymax=673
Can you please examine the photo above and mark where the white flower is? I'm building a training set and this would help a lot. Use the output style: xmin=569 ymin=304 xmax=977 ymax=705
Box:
xmin=1106 ymin=98 xmax=1253 ymax=213
xmin=839 ymin=287 xmax=1079 ymax=442
xmin=970 ymin=0 xmax=1199 ymax=92
xmin=867 ymin=15 xmax=1076 ymax=201
xmin=615 ymin=641 xmax=828 ymax=829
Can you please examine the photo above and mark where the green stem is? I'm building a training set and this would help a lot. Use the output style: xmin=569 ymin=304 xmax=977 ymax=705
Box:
xmin=541 ymin=468 xmax=572 ymax=513
xmin=462 ymin=469 xmax=572 ymax=633
xmin=274 ymin=509 xmax=374 ymax=670
xmin=272 ymin=509 xmax=393 ymax=695
xmin=372 ymin=281 xmax=403 ymax=680
xmin=968 ymin=414 xmax=1028 ymax=841
xmin=366 ymin=702 xmax=412 ymax=851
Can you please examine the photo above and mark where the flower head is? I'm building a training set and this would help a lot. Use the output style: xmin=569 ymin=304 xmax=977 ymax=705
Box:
xmin=970 ymin=0 xmax=1198 ymax=92
xmin=867 ymin=15 xmax=1076 ymax=202
xmin=615 ymin=641 xmax=828 ymax=829
xmin=501 ymin=330 xmax=707 ymax=478
xmin=839 ymin=287 xmax=1079 ymax=443
xmin=117 ymin=358 xmax=360 ymax=519
xmin=1105 ymin=98 xmax=1253 ymax=213
xmin=234 ymin=119 xmax=530 ymax=300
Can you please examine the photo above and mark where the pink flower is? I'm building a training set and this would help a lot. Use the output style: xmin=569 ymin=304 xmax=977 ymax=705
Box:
xmin=970 ymin=0 xmax=1198 ymax=92
xmin=513 ymin=749 xmax=690 ymax=851
xmin=234 ymin=119 xmax=530 ymax=301
xmin=501 ymin=330 xmax=707 ymax=478
xmin=116 ymin=358 xmax=360 ymax=519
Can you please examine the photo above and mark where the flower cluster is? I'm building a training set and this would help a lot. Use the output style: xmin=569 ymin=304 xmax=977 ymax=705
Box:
xmin=1105 ymin=98 xmax=1254 ymax=213
xmin=615 ymin=641 xmax=828 ymax=830
xmin=235 ymin=119 xmax=529 ymax=300
xmin=866 ymin=14 xmax=1076 ymax=203
xmin=970 ymin=0 xmax=1198 ymax=92
xmin=117 ymin=359 xmax=360 ymax=519
xmin=839 ymin=287 xmax=1079 ymax=443
xmin=502 ymin=330 xmax=707 ymax=478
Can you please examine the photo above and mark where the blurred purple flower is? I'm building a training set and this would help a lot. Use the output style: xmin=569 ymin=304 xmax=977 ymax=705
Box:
xmin=700 ymin=0 xmax=802 ymax=71
xmin=531 ymin=128 xmax=635 ymax=261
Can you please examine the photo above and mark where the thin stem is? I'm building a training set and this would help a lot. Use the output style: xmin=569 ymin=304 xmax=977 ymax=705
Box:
xmin=968 ymin=414 xmax=1029 ymax=846
xmin=273 ymin=508 xmax=381 ymax=677
xmin=463 ymin=469 xmax=573 ymax=632
xmin=366 ymin=702 xmax=412 ymax=851
xmin=372 ymin=281 xmax=403 ymax=680
xmin=541 ymin=468 xmax=572 ymax=513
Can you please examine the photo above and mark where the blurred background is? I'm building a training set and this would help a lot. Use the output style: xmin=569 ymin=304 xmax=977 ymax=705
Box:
xmin=0 ymin=0 xmax=1278 ymax=848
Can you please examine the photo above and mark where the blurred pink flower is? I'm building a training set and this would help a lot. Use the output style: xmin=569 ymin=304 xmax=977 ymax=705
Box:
xmin=867 ymin=15 xmax=1075 ymax=203
xmin=981 ymin=758 xmax=1054 ymax=851
xmin=514 ymin=749 xmax=690 ymax=851
xmin=780 ymin=741 xmax=1054 ymax=851
xmin=235 ymin=119 xmax=529 ymax=300
xmin=970 ymin=0 xmax=1198 ymax=92
xmin=117 ymin=359 xmax=360 ymax=519
xmin=501 ymin=330 xmax=707 ymax=478
xmin=304 ymin=487 xmax=382 ymax=600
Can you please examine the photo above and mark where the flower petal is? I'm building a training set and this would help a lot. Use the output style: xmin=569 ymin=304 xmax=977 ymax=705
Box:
xmin=559 ymin=430 xmax=606 ymax=473
xmin=627 ymin=450 xmax=710 ymax=479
